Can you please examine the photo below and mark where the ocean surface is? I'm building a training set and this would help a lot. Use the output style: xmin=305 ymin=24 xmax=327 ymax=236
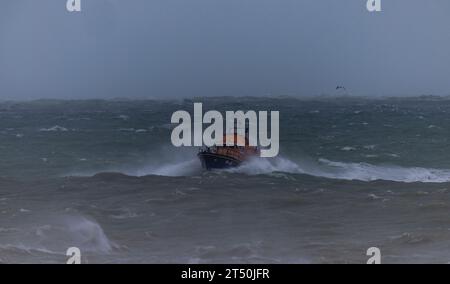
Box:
xmin=2 ymin=96 xmax=450 ymax=263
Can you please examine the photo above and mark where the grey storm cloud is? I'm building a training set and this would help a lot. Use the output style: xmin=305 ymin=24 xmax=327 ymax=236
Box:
xmin=0 ymin=0 xmax=450 ymax=99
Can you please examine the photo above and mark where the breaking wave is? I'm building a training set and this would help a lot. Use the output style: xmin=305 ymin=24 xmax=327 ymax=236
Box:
xmin=0 ymin=215 xmax=115 ymax=259
xmin=75 ymin=141 xmax=450 ymax=183
xmin=226 ymin=157 xmax=450 ymax=183
xmin=315 ymin=159 xmax=450 ymax=183
xmin=127 ymin=153 xmax=450 ymax=183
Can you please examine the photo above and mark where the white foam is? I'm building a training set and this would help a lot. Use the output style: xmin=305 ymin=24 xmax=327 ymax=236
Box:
xmin=117 ymin=115 xmax=129 ymax=121
xmin=110 ymin=209 xmax=139 ymax=220
xmin=316 ymin=159 xmax=450 ymax=183
xmin=63 ymin=216 xmax=113 ymax=253
xmin=226 ymin=157 xmax=304 ymax=175
xmin=0 ymin=244 xmax=60 ymax=255
xmin=341 ymin=146 xmax=356 ymax=151
xmin=81 ymin=144 xmax=450 ymax=183
xmin=0 ymin=228 xmax=19 ymax=233
xmin=0 ymin=215 xmax=114 ymax=259
xmin=227 ymin=156 xmax=450 ymax=183
xmin=39 ymin=125 xmax=68 ymax=132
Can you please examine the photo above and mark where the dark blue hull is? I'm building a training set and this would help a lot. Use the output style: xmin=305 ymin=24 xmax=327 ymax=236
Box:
xmin=198 ymin=152 xmax=242 ymax=170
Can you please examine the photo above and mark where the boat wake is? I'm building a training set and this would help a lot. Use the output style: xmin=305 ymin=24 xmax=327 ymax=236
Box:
xmin=226 ymin=157 xmax=450 ymax=183
xmin=72 ymin=142 xmax=450 ymax=183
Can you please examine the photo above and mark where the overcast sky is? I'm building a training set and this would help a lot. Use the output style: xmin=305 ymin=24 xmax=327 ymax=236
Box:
xmin=1 ymin=0 xmax=450 ymax=99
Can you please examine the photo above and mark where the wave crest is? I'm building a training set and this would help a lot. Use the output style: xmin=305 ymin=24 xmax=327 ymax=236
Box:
xmin=226 ymin=157 xmax=450 ymax=183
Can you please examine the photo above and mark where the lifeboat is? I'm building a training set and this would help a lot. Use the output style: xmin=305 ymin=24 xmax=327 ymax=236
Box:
xmin=198 ymin=132 xmax=259 ymax=170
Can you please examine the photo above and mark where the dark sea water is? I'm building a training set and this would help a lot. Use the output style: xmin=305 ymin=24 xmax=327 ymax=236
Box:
xmin=1 ymin=96 xmax=450 ymax=263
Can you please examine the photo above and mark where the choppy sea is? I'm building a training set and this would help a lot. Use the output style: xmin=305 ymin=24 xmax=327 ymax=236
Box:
xmin=1 ymin=96 xmax=450 ymax=263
